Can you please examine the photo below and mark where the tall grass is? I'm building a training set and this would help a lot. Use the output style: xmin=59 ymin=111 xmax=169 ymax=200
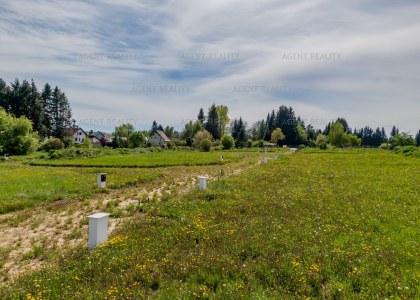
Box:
xmin=1 ymin=150 xmax=419 ymax=298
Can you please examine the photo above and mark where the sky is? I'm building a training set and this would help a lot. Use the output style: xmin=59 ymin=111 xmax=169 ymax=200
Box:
xmin=0 ymin=0 xmax=419 ymax=134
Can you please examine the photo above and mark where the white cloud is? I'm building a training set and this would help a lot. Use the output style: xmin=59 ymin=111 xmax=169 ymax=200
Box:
xmin=0 ymin=0 xmax=419 ymax=134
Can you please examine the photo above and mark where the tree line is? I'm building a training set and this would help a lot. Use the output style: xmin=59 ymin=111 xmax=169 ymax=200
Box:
xmin=1 ymin=77 xmax=419 ymax=154
xmin=0 ymin=78 xmax=74 ymax=139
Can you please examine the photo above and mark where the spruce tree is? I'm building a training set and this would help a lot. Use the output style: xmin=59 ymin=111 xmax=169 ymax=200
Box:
xmin=415 ymin=130 xmax=420 ymax=146
xmin=50 ymin=86 xmax=72 ymax=138
xmin=28 ymin=80 xmax=45 ymax=136
xmin=235 ymin=117 xmax=247 ymax=147
xmin=204 ymin=104 xmax=220 ymax=139
xmin=197 ymin=108 xmax=205 ymax=125
xmin=41 ymin=83 xmax=53 ymax=136
xmin=390 ymin=125 xmax=399 ymax=137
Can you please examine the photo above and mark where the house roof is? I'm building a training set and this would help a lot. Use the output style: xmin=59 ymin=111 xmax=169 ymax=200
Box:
xmin=63 ymin=127 xmax=86 ymax=136
xmin=88 ymin=131 xmax=111 ymax=141
xmin=155 ymin=130 xmax=170 ymax=142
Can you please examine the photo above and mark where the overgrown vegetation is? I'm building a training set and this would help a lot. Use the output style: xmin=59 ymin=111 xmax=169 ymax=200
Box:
xmin=0 ymin=162 xmax=161 ymax=214
xmin=29 ymin=151 xmax=238 ymax=168
xmin=1 ymin=150 xmax=418 ymax=298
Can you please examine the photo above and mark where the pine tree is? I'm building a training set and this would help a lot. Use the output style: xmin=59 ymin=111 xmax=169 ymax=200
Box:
xmin=231 ymin=119 xmax=238 ymax=140
xmin=41 ymin=83 xmax=53 ymax=136
xmin=0 ymin=78 xmax=10 ymax=111
xmin=323 ymin=123 xmax=331 ymax=135
xmin=415 ymin=130 xmax=420 ymax=146
xmin=50 ymin=86 xmax=72 ymax=138
xmin=372 ymin=127 xmax=383 ymax=147
xmin=151 ymin=120 xmax=158 ymax=133
xmin=274 ymin=106 xmax=298 ymax=145
xmin=28 ymin=80 xmax=45 ymax=136
xmin=197 ymin=108 xmax=205 ymax=125
xmin=235 ymin=117 xmax=247 ymax=147
xmin=390 ymin=125 xmax=399 ymax=137
xmin=204 ymin=103 xmax=220 ymax=139
xmin=381 ymin=127 xmax=387 ymax=143
xmin=263 ymin=113 xmax=271 ymax=141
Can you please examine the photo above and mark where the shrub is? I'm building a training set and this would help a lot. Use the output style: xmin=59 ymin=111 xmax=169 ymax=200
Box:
xmin=347 ymin=134 xmax=362 ymax=147
xmin=221 ymin=135 xmax=234 ymax=150
xmin=200 ymin=138 xmax=212 ymax=152
xmin=174 ymin=140 xmax=187 ymax=147
xmin=128 ymin=131 xmax=144 ymax=148
xmin=39 ymin=138 xmax=64 ymax=151
xmin=252 ymin=140 xmax=264 ymax=148
xmin=315 ymin=134 xmax=328 ymax=149
xmin=379 ymin=143 xmax=390 ymax=150
xmin=80 ymin=137 xmax=91 ymax=148
xmin=390 ymin=133 xmax=416 ymax=149
xmin=393 ymin=145 xmax=420 ymax=158
xmin=193 ymin=130 xmax=213 ymax=148
xmin=62 ymin=136 xmax=74 ymax=148
xmin=0 ymin=108 xmax=39 ymax=155
xmin=271 ymin=128 xmax=285 ymax=146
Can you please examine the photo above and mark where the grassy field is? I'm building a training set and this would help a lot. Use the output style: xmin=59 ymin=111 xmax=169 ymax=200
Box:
xmin=1 ymin=149 xmax=418 ymax=299
xmin=28 ymin=151 xmax=240 ymax=168
xmin=0 ymin=162 xmax=162 ymax=214
xmin=0 ymin=151 xmax=247 ymax=214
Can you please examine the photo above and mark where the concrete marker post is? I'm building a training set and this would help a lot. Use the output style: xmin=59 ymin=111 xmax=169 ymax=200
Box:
xmin=198 ymin=176 xmax=208 ymax=190
xmin=97 ymin=173 xmax=107 ymax=188
xmin=87 ymin=212 xmax=110 ymax=249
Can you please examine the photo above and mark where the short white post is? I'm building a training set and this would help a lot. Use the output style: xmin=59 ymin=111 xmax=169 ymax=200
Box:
xmin=263 ymin=156 xmax=268 ymax=164
xmin=220 ymin=155 xmax=224 ymax=161
xmin=198 ymin=176 xmax=208 ymax=190
xmin=87 ymin=212 xmax=110 ymax=249
xmin=97 ymin=173 xmax=107 ymax=188
xmin=274 ymin=154 xmax=278 ymax=160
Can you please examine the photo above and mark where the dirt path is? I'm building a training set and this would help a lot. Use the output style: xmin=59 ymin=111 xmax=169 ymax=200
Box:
xmin=0 ymin=153 xmax=265 ymax=285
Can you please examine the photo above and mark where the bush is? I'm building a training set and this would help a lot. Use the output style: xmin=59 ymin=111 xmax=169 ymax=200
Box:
xmin=347 ymin=134 xmax=362 ymax=147
xmin=167 ymin=141 xmax=175 ymax=149
xmin=193 ymin=130 xmax=213 ymax=148
xmin=62 ymin=136 xmax=74 ymax=148
xmin=252 ymin=140 xmax=264 ymax=148
xmin=39 ymin=138 xmax=64 ymax=151
xmin=128 ymin=131 xmax=144 ymax=148
xmin=390 ymin=133 xmax=415 ymax=149
xmin=0 ymin=108 xmax=39 ymax=155
xmin=221 ymin=135 xmax=234 ymax=150
xmin=247 ymin=140 xmax=253 ymax=148
xmin=174 ymin=140 xmax=187 ymax=147
xmin=393 ymin=146 xmax=420 ymax=158
xmin=315 ymin=134 xmax=328 ymax=149
xmin=200 ymin=138 xmax=212 ymax=152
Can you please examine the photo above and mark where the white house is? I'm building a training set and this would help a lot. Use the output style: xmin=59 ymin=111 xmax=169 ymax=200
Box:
xmin=63 ymin=128 xmax=87 ymax=144
xmin=149 ymin=130 xmax=170 ymax=146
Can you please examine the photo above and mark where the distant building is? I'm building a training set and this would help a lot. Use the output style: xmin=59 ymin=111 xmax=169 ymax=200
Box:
xmin=149 ymin=130 xmax=170 ymax=147
xmin=63 ymin=128 xmax=87 ymax=144
xmin=88 ymin=130 xmax=111 ymax=147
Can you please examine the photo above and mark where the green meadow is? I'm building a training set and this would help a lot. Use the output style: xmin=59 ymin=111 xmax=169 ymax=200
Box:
xmin=1 ymin=149 xmax=418 ymax=299
xmin=0 ymin=162 xmax=162 ymax=214
xmin=28 ymin=151 xmax=239 ymax=168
